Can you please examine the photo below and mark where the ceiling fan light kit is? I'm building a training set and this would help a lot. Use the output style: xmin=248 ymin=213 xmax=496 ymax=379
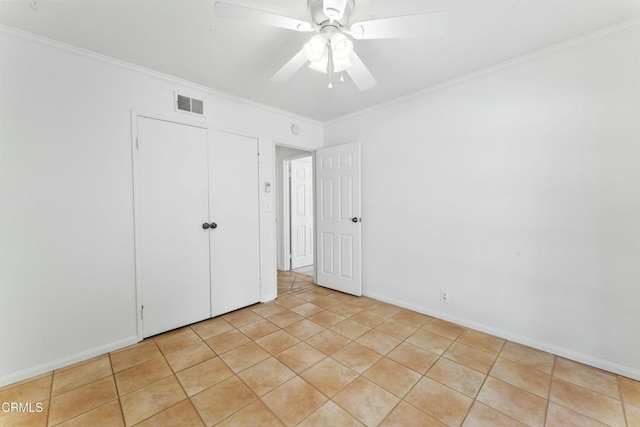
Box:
xmin=331 ymin=33 xmax=354 ymax=73
xmin=302 ymin=32 xmax=354 ymax=75
xmin=214 ymin=0 xmax=448 ymax=91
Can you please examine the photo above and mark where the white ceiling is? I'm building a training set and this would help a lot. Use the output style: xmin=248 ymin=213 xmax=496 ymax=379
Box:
xmin=1 ymin=0 xmax=639 ymax=121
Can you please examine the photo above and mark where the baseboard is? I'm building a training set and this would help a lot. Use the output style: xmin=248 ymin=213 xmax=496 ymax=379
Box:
xmin=0 ymin=335 xmax=139 ymax=387
xmin=364 ymin=291 xmax=640 ymax=381
xmin=261 ymin=294 xmax=277 ymax=303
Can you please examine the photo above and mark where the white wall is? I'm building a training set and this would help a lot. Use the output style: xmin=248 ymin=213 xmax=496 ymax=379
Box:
xmin=0 ymin=27 xmax=323 ymax=386
xmin=325 ymin=23 xmax=640 ymax=379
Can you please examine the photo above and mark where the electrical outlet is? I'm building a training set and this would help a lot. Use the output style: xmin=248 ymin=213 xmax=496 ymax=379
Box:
xmin=440 ymin=290 xmax=449 ymax=303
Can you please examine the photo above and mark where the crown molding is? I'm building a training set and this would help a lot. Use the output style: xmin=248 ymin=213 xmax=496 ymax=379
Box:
xmin=0 ymin=25 xmax=323 ymax=127
xmin=326 ymin=17 xmax=640 ymax=126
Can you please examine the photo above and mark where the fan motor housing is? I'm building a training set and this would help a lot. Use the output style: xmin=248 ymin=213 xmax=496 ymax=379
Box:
xmin=308 ymin=0 xmax=355 ymax=27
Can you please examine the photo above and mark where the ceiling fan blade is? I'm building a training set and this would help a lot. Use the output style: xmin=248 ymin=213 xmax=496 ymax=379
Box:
xmin=349 ymin=11 xmax=448 ymax=40
xmin=214 ymin=1 xmax=313 ymax=32
xmin=270 ymin=49 xmax=308 ymax=83
xmin=346 ymin=52 xmax=377 ymax=91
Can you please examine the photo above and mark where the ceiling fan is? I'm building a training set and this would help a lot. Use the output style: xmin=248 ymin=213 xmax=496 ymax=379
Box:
xmin=214 ymin=0 xmax=447 ymax=91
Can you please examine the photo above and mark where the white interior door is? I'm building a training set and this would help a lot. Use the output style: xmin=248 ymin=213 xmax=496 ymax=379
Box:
xmin=290 ymin=157 xmax=314 ymax=269
xmin=315 ymin=142 xmax=362 ymax=296
xmin=137 ymin=117 xmax=211 ymax=337
xmin=209 ymin=130 xmax=260 ymax=316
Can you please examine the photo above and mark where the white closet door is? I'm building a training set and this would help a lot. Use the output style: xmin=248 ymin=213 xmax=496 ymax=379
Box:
xmin=315 ymin=142 xmax=362 ymax=296
xmin=137 ymin=117 xmax=211 ymax=337
xmin=209 ymin=130 xmax=260 ymax=316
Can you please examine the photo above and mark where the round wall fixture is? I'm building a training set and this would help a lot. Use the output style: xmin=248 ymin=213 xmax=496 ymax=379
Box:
xmin=291 ymin=124 xmax=301 ymax=135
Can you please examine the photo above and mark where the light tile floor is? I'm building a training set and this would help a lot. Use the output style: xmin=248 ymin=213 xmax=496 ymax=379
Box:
xmin=277 ymin=267 xmax=314 ymax=294
xmin=2 ymin=272 xmax=639 ymax=426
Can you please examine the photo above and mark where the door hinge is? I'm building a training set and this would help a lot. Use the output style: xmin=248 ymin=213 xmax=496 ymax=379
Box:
xmin=136 ymin=137 xmax=139 ymax=150
xmin=140 ymin=305 xmax=144 ymax=320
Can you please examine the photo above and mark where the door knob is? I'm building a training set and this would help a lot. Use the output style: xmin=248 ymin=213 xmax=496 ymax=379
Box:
xmin=352 ymin=217 xmax=359 ymax=223
xmin=209 ymin=222 xmax=218 ymax=229
xmin=202 ymin=223 xmax=210 ymax=229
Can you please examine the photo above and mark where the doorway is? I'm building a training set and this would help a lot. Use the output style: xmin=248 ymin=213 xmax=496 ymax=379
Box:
xmin=275 ymin=145 xmax=314 ymax=294
xmin=289 ymin=156 xmax=313 ymax=269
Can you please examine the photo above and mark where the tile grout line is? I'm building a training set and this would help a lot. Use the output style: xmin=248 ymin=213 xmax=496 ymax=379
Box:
xmin=166 ymin=326 xmax=226 ymax=426
xmin=457 ymin=338 xmax=506 ymax=426
xmin=267 ymin=297 xmax=380 ymax=425
xmin=147 ymin=305 xmax=474 ymax=425
xmin=550 ymin=362 xmax=628 ymax=425
xmin=205 ymin=304 xmax=326 ymax=426
xmin=379 ymin=316 xmax=491 ymax=424
xmin=5 ymin=282 xmax=637 ymax=427
xmin=168 ymin=327 xmax=209 ymax=427
xmin=46 ymin=368 xmax=54 ymax=427
xmin=48 ymin=358 xmax=122 ymax=426
xmin=543 ymin=354 xmax=558 ymax=427
xmin=435 ymin=328 xmax=556 ymax=425
xmin=619 ymin=375 xmax=629 ymax=427
xmin=219 ymin=320 xmax=283 ymax=425
xmin=133 ymin=339 xmax=172 ymax=426
xmin=106 ymin=351 xmax=128 ymax=427
xmin=366 ymin=314 xmax=450 ymax=425
xmin=368 ymin=313 xmax=442 ymax=425
xmin=193 ymin=315 xmax=286 ymax=426
xmin=245 ymin=300 xmax=324 ymax=426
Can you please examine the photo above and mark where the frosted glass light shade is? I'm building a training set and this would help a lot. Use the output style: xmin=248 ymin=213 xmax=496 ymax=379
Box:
xmin=308 ymin=52 xmax=329 ymax=73
xmin=330 ymin=33 xmax=353 ymax=60
xmin=333 ymin=56 xmax=352 ymax=72
xmin=330 ymin=33 xmax=353 ymax=72
xmin=304 ymin=34 xmax=328 ymax=62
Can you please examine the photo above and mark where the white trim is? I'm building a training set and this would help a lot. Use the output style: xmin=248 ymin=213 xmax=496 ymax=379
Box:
xmin=133 ymin=109 xmax=259 ymax=141
xmin=364 ymin=291 xmax=640 ymax=381
xmin=4 ymin=17 xmax=637 ymax=127
xmin=311 ymin=150 xmax=317 ymax=286
xmin=326 ymin=17 xmax=640 ymax=126
xmin=273 ymin=143 xmax=314 ymax=273
xmin=283 ymin=160 xmax=292 ymax=272
xmin=261 ymin=293 xmax=277 ymax=303
xmin=0 ymin=25 xmax=322 ymax=127
xmin=0 ymin=336 xmax=138 ymax=387
xmin=130 ymin=111 xmax=144 ymax=341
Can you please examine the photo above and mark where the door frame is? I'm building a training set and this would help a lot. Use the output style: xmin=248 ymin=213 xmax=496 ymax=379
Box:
xmin=283 ymin=153 xmax=314 ymax=271
xmin=131 ymin=110 xmax=262 ymax=341
xmin=274 ymin=144 xmax=315 ymax=283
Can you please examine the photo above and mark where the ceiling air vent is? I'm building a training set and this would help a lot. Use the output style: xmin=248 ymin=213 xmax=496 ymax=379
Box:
xmin=175 ymin=93 xmax=204 ymax=116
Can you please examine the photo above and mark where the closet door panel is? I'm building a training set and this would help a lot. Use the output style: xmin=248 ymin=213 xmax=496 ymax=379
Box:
xmin=137 ymin=117 xmax=211 ymax=337
xmin=209 ymin=131 xmax=260 ymax=316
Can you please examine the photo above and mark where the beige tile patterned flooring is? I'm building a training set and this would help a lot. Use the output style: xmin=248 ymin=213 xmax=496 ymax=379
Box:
xmin=277 ymin=267 xmax=314 ymax=294
xmin=2 ymin=271 xmax=639 ymax=426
